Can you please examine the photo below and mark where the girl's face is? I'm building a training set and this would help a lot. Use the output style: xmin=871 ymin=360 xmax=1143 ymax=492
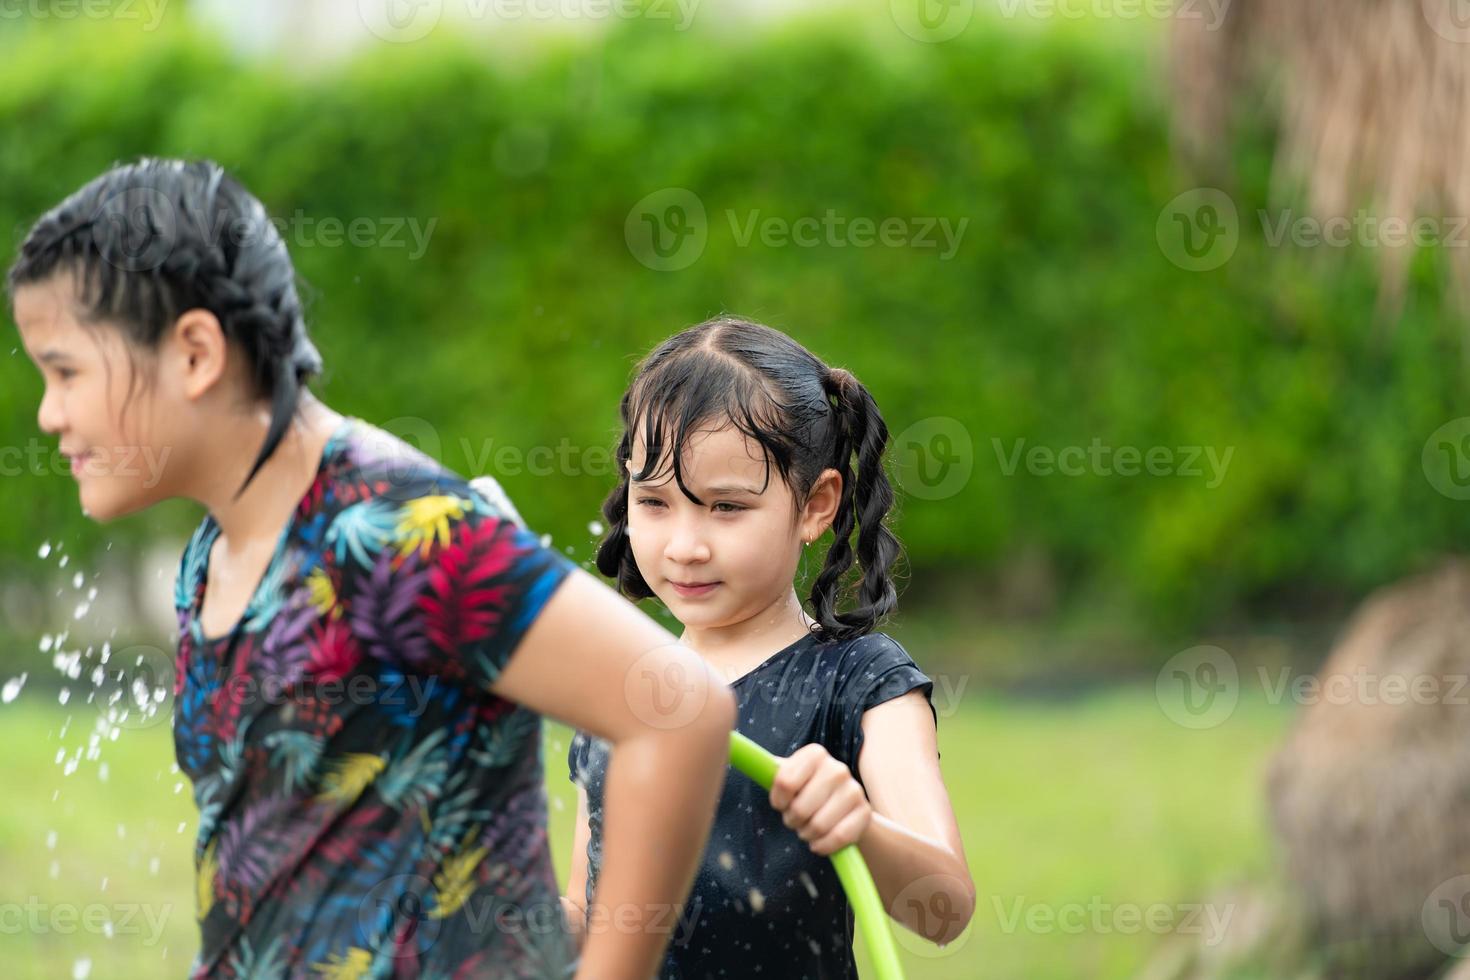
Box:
xmin=625 ymin=423 xmax=838 ymax=632
xmin=13 ymin=273 xmax=194 ymax=522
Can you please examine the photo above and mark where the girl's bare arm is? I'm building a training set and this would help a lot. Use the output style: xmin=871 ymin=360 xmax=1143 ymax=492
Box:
xmin=854 ymin=691 xmax=975 ymax=946
xmin=492 ymin=569 xmax=735 ymax=980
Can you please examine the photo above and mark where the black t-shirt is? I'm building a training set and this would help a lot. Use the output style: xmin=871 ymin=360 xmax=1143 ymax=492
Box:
xmin=568 ymin=629 xmax=936 ymax=980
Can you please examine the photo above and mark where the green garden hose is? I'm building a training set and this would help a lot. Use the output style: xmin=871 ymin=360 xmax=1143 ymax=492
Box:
xmin=728 ymin=731 xmax=907 ymax=980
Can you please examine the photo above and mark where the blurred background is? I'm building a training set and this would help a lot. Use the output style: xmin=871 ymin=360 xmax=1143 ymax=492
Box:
xmin=2 ymin=0 xmax=1470 ymax=977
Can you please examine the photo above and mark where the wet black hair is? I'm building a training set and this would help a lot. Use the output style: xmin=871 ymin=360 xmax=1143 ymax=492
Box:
xmin=595 ymin=315 xmax=901 ymax=641
xmin=6 ymin=157 xmax=323 ymax=499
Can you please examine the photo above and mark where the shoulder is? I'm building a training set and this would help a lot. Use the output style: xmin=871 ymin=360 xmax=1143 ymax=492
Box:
xmin=330 ymin=418 xmax=474 ymax=505
xmin=325 ymin=420 xmax=530 ymax=527
xmin=812 ymin=631 xmax=937 ymax=775
xmin=819 ymin=631 xmax=920 ymax=676
xmin=818 ymin=631 xmax=933 ymax=713
xmin=320 ymin=420 xmax=556 ymax=575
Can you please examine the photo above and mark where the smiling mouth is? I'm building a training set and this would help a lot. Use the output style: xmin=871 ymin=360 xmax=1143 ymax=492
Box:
xmin=669 ymin=580 xmax=721 ymax=595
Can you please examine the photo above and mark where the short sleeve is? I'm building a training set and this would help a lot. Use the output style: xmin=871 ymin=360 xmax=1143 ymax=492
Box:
xmin=340 ymin=474 xmax=577 ymax=694
xmin=825 ymin=633 xmax=937 ymax=782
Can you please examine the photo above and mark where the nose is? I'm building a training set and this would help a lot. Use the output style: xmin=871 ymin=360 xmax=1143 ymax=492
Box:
xmin=663 ymin=511 xmax=711 ymax=565
xmin=36 ymin=383 xmax=64 ymax=436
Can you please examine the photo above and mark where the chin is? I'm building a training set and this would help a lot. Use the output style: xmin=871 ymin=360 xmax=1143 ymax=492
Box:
xmin=663 ymin=600 xmax=730 ymax=629
xmin=78 ymin=486 xmax=147 ymax=523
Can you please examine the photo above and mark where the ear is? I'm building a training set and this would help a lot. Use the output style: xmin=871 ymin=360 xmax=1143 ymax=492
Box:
xmin=168 ymin=309 xmax=233 ymax=401
xmin=799 ymin=468 xmax=843 ymax=544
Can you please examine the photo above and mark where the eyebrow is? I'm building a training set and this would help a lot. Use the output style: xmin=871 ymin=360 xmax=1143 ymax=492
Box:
xmin=704 ymin=484 xmax=761 ymax=495
xmin=37 ymin=349 xmax=75 ymax=365
xmin=630 ymin=479 xmax=761 ymax=496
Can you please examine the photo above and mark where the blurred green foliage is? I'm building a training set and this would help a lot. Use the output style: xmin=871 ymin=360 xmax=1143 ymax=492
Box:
xmin=1 ymin=15 xmax=1466 ymax=643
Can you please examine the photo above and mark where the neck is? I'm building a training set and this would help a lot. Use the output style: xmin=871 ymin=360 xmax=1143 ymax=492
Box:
xmin=189 ymin=393 xmax=342 ymax=544
xmin=679 ymin=588 xmax=818 ymax=668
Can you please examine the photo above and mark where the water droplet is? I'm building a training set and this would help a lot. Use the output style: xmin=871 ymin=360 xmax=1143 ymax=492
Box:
xmin=148 ymin=857 xmax=160 ymax=876
xmin=46 ymin=830 xmax=58 ymax=849
xmin=718 ymin=851 xmax=735 ymax=871
xmin=73 ymin=956 xmax=91 ymax=979
xmin=176 ymin=822 xmax=186 ymax=834
xmin=3 ymin=673 xmax=27 ymax=703
xmin=38 ymin=541 xmax=52 ymax=558
xmin=539 ymin=533 xmax=553 ymax=548
xmin=749 ymin=888 xmax=765 ymax=913
xmin=58 ymin=688 xmax=70 ymax=705
xmin=799 ymin=872 xmax=818 ymax=899
xmin=72 ymin=572 xmax=84 ymax=589
xmin=59 ymin=554 xmax=69 ymax=568
xmin=98 ymin=763 xmax=108 ymax=783
xmin=588 ymin=520 xmax=605 ymax=536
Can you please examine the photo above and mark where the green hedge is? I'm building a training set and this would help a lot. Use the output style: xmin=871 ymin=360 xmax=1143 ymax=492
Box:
xmin=1 ymin=15 xmax=1464 ymax=642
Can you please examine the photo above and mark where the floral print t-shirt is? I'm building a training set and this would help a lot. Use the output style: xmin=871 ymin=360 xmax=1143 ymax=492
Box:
xmin=172 ymin=415 xmax=578 ymax=978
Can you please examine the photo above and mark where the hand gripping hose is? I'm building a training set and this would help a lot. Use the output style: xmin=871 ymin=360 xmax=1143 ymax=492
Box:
xmin=727 ymin=731 xmax=907 ymax=980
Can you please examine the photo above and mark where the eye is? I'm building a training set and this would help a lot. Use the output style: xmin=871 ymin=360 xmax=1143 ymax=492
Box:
xmin=635 ymin=497 xmax=666 ymax=509
xmin=54 ymin=367 xmax=76 ymax=381
xmin=712 ymin=502 xmax=746 ymax=514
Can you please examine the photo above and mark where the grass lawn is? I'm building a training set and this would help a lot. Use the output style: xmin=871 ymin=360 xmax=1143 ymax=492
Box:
xmin=0 ymin=687 xmax=1292 ymax=979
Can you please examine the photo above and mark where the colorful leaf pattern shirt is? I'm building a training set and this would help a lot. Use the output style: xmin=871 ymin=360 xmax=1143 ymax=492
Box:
xmin=172 ymin=416 xmax=579 ymax=979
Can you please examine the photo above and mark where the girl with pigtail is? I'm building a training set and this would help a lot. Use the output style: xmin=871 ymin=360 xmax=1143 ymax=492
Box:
xmin=9 ymin=158 xmax=736 ymax=979
xmin=565 ymin=316 xmax=975 ymax=978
